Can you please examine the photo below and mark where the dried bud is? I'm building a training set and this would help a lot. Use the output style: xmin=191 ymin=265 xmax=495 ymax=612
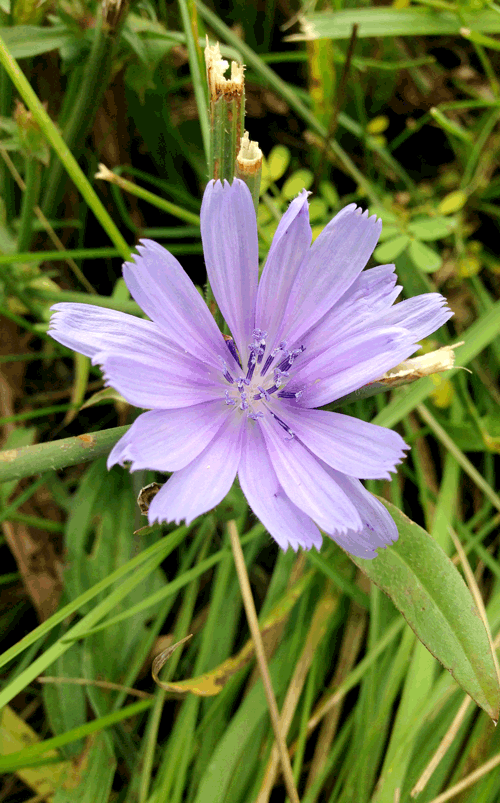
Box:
xmin=205 ymin=41 xmax=244 ymax=102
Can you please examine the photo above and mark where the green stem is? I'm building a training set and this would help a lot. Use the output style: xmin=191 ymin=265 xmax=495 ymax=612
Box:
xmin=0 ymin=425 xmax=130 ymax=483
xmin=41 ymin=7 xmax=115 ymax=216
xmin=0 ymin=65 xmax=14 ymax=222
xmin=27 ymin=287 xmax=143 ymax=314
xmin=0 ymin=29 xmax=131 ymax=259
xmin=98 ymin=169 xmax=201 ymax=225
xmin=17 ymin=156 xmax=41 ymax=252
xmin=177 ymin=0 xmax=210 ymax=171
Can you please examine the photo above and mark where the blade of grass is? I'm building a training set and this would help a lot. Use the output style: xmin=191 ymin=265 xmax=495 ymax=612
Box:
xmin=0 ymin=30 xmax=130 ymax=259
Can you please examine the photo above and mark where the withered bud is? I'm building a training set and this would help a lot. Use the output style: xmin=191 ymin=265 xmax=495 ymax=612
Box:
xmin=102 ymin=0 xmax=129 ymax=32
xmin=377 ymin=344 xmax=462 ymax=388
xmin=236 ymin=131 xmax=263 ymax=172
xmin=205 ymin=40 xmax=244 ymax=101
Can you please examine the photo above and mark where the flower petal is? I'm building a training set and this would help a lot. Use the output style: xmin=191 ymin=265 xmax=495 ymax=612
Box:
xmin=297 ymin=264 xmax=401 ymax=357
xmin=97 ymin=347 xmax=223 ymax=409
xmin=49 ymin=303 xmax=170 ymax=359
xmin=282 ymin=205 xmax=382 ymax=344
xmin=259 ymin=415 xmax=362 ymax=535
xmin=147 ymin=413 xmax=244 ymax=525
xmin=107 ymin=400 xmax=229 ymax=472
xmin=287 ymin=326 xmax=416 ymax=407
xmin=200 ymin=179 xmax=259 ymax=356
xmin=378 ymin=293 xmax=453 ymax=342
xmin=123 ymin=239 xmax=230 ymax=370
xmin=238 ymin=422 xmax=322 ymax=551
xmin=276 ymin=404 xmax=408 ymax=480
xmin=255 ymin=190 xmax=311 ymax=349
xmin=321 ymin=465 xmax=399 ymax=558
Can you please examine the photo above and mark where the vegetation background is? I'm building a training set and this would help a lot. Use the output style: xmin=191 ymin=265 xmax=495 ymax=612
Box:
xmin=1 ymin=0 xmax=500 ymax=801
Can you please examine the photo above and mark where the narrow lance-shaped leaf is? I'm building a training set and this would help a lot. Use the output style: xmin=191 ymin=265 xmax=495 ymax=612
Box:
xmin=351 ymin=498 xmax=500 ymax=720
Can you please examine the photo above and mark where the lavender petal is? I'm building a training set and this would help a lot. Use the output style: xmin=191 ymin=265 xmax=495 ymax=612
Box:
xmin=96 ymin=347 xmax=224 ymax=409
xmin=277 ymin=404 xmax=408 ymax=480
xmin=107 ymin=401 xmax=230 ymax=472
xmin=255 ymin=190 xmax=311 ymax=351
xmin=123 ymin=239 xmax=231 ymax=370
xmin=49 ymin=303 xmax=172 ymax=360
xmin=288 ymin=326 xmax=416 ymax=407
xmin=259 ymin=415 xmax=363 ymax=535
xmin=321 ymin=465 xmax=399 ymax=558
xmin=295 ymin=264 xmax=401 ymax=358
xmin=378 ymin=292 xmax=453 ymax=342
xmin=200 ymin=179 xmax=259 ymax=357
xmin=281 ymin=205 xmax=382 ymax=345
xmin=238 ymin=422 xmax=322 ymax=551
xmin=147 ymin=414 xmax=244 ymax=525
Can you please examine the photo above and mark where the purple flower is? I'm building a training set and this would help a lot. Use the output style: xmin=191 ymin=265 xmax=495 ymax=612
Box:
xmin=49 ymin=180 xmax=452 ymax=558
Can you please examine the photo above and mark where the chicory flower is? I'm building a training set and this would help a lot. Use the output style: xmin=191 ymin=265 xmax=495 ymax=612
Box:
xmin=49 ymin=180 xmax=452 ymax=558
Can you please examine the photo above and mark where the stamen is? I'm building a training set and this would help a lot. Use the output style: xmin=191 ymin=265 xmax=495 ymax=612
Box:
xmin=252 ymin=328 xmax=267 ymax=364
xmin=246 ymin=351 xmax=257 ymax=383
xmin=261 ymin=341 xmax=287 ymax=377
xmin=239 ymin=390 xmax=248 ymax=411
xmin=225 ymin=337 xmax=242 ymax=369
xmin=277 ymin=345 xmax=305 ymax=374
xmin=278 ymin=390 xmax=303 ymax=400
xmin=224 ymin=390 xmax=236 ymax=406
xmin=219 ymin=357 xmax=235 ymax=384
xmin=247 ymin=410 xmax=264 ymax=420
xmin=273 ymin=368 xmax=289 ymax=387
xmin=253 ymin=385 xmax=271 ymax=402
xmin=270 ymin=410 xmax=295 ymax=440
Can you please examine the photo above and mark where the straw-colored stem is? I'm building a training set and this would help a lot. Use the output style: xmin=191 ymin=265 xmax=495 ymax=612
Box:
xmin=227 ymin=520 xmax=301 ymax=803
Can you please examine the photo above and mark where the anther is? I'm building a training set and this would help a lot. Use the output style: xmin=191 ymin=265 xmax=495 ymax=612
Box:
xmin=278 ymin=390 xmax=303 ymax=400
xmin=225 ymin=337 xmax=242 ymax=369
xmin=261 ymin=341 xmax=287 ymax=377
xmin=219 ymin=357 xmax=235 ymax=384
xmin=270 ymin=411 xmax=295 ymax=440
xmin=254 ymin=385 xmax=271 ymax=402
xmin=247 ymin=410 xmax=264 ymax=421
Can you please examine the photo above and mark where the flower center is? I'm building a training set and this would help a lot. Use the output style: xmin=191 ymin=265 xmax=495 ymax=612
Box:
xmin=220 ymin=329 xmax=305 ymax=435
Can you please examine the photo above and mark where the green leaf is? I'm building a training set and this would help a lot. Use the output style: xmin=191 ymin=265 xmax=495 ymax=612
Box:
xmin=377 ymin=224 xmax=401 ymax=242
xmin=267 ymin=144 xmax=291 ymax=182
xmin=288 ymin=7 xmax=500 ymax=41
xmin=281 ymin=169 xmax=313 ymax=199
xmin=374 ymin=234 xmax=410 ymax=262
xmin=0 ymin=25 xmax=73 ymax=58
xmin=351 ymin=499 xmax=500 ymax=721
xmin=407 ymin=216 xmax=455 ymax=241
xmin=408 ymin=238 xmax=442 ymax=273
xmin=438 ymin=189 xmax=468 ymax=215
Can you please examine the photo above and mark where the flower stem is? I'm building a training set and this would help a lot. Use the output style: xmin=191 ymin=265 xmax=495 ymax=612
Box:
xmin=205 ymin=41 xmax=245 ymax=182
xmin=17 ymin=156 xmax=41 ymax=252
xmin=0 ymin=425 xmax=130 ymax=483
xmin=228 ymin=519 xmax=301 ymax=803
xmin=95 ymin=164 xmax=201 ymax=225
xmin=178 ymin=0 xmax=210 ymax=170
